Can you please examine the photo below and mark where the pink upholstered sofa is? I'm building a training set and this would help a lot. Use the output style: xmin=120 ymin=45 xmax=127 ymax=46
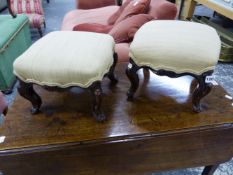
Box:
xmin=77 ymin=0 xmax=119 ymax=9
xmin=61 ymin=0 xmax=177 ymax=62
xmin=0 ymin=92 xmax=7 ymax=116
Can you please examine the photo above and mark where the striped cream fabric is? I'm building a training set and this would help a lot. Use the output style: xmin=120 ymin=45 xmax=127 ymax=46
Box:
xmin=14 ymin=31 xmax=115 ymax=88
xmin=27 ymin=14 xmax=44 ymax=27
xmin=10 ymin=0 xmax=45 ymax=29
xmin=130 ymin=20 xmax=221 ymax=75
xmin=10 ymin=0 xmax=44 ymax=15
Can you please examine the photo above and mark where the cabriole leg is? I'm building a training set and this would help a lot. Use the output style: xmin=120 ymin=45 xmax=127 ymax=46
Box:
xmin=202 ymin=164 xmax=219 ymax=175
xmin=108 ymin=52 xmax=118 ymax=85
xmin=18 ymin=80 xmax=42 ymax=114
xmin=90 ymin=81 xmax=105 ymax=122
xmin=3 ymin=107 xmax=8 ymax=116
xmin=192 ymin=72 xmax=213 ymax=112
xmin=126 ymin=58 xmax=140 ymax=101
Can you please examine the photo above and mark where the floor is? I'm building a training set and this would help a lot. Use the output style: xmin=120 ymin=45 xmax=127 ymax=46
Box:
xmin=2 ymin=0 xmax=233 ymax=174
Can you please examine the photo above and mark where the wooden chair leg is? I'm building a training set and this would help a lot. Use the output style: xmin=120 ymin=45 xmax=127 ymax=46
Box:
xmin=90 ymin=81 xmax=105 ymax=122
xmin=17 ymin=80 xmax=42 ymax=114
xmin=126 ymin=58 xmax=140 ymax=101
xmin=192 ymin=71 xmax=213 ymax=112
xmin=202 ymin=164 xmax=219 ymax=175
xmin=7 ymin=0 xmax=17 ymax=18
xmin=38 ymin=27 xmax=43 ymax=37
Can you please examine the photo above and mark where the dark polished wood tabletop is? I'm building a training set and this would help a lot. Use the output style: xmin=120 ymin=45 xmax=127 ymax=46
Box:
xmin=0 ymin=63 xmax=232 ymax=175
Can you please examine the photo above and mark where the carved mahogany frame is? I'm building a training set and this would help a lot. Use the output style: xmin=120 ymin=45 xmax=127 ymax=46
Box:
xmin=126 ymin=58 xmax=213 ymax=113
xmin=17 ymin=53 xmax=118 ymax=122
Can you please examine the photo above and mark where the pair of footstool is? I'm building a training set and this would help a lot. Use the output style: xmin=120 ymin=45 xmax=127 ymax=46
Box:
xmin=13 ymin=21 xmax=221 ymax=122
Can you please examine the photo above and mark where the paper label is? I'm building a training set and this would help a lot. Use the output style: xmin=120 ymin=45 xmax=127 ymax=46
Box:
xmin=205 ymin=76 xmax=218 ymax=85
xmin=205 ymin=76 xmax=214 ymax=83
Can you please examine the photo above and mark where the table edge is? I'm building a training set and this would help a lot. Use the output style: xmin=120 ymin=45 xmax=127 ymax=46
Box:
xmin=0 ymin=123 xmax=232 ymax=156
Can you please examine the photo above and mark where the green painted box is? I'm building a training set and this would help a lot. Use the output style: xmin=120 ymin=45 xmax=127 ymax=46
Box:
xmin=0 ymin=14 xmax=31 ymax=93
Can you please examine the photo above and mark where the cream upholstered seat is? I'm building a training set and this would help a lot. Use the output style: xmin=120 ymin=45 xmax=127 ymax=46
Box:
xmin=126 ymin=20 xmax=221 ymax=113
xmin=129 ymin=20 xmax=221 ymax=75
xmin=13 ymin=31 xmax=117 ymax=122
xmin=14 ymin=31 xmax=115 ymax=88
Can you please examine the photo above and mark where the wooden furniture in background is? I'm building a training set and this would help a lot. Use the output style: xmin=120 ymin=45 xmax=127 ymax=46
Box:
xmin=0 ymin=63 xmax=233 ymax=175
xmin=180 ymin=0 xmax=233 ymax=20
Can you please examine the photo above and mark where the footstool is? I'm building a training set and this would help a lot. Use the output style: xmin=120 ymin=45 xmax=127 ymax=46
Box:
xmin=13 ymin=31 xmax=118 ymax=122
xmin=126 ymin=20 xmax=221 ymax=112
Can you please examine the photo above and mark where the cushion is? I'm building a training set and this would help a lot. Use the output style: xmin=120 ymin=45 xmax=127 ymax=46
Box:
xmin=61 ymin=6 xmax=119 ymax=31
xmin=109 ymin=14 xmax=154 ymax=43
xmin=73 ymin=23 xmax=113 ymax=33
xmin=78 ymin=0 xmax=116 ymax=9
xmin=14 ymin=31 xmax=115 ymax=88
xmin=148 ymin=0 xmax=177 ymax=19
xmin=130 ymin=21 xmax=221 ymax=75
xmin=115 ymin=43 xmax=130 ymax=62
xmin=114 ymin=0 xmax=151 ymax=24
xmin=107 ymin=0 xmax=131 ymax=25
